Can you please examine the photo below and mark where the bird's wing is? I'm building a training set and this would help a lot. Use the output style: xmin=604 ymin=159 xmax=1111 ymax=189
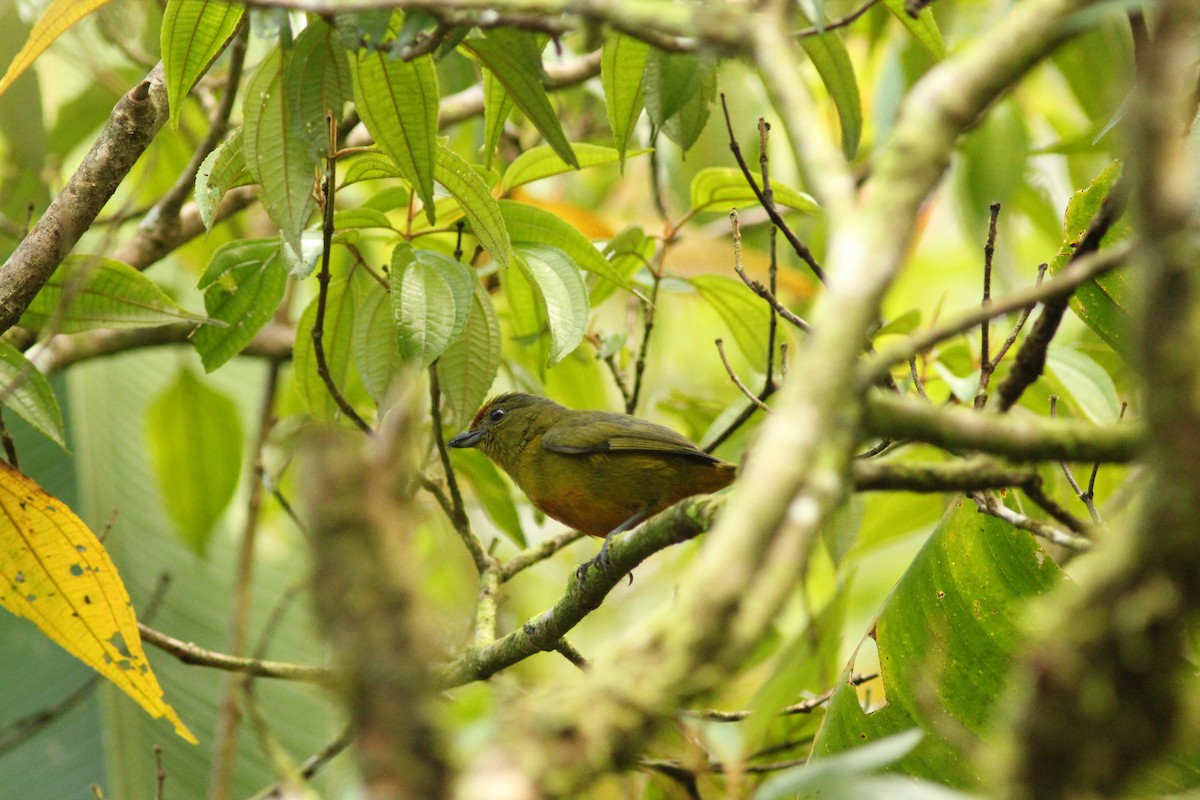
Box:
xmin=541 ymin=417 xmax=720 ymax=461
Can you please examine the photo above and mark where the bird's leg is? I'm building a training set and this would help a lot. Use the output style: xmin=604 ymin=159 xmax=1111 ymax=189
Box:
xmin=574 ymin=503 xmax=652 ymax=586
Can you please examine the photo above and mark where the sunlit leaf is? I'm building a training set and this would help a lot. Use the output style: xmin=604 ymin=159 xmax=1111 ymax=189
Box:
xmin=688 ymin=167 xmax=820 ymax=215
xmin=0 ymin=341 xmax=65 ymax=450
xmin=499 ymin=200 xmax=631 ymax=290
xmin=195 ymin=127 xmax=254 ymax=231
xmin=146 ymin=368 xmax=242 ymax=554
xmin=481 ymin=68 xmax=514 ymax=170
xmin=592 ymin=225 xmax=654 ymax=306
xmin=243 ymin=47 xmax=318 ymax=256
xmin=161 ymin=0 xmax=244 ymax=128
xmin=690 ymin=274 xmax=771 ymax=365
xmin=19 ymin=256 xmax=209 ymax=333
xmin=0 ymin=0 xmax=113 ymax=97
xmin=499 ymin=143 xmax=652 ymax=193
xmin=333 ymin=207 xmax=394 ymax=231
xmin=435 ymin=145 xmax=513 ymax=269
xmin=880 ymin=0 xmax=945 ymax=59
xmin=811 ymin=496 xmax=1063 ymax=786
xmin=602 ymin=33 xmax=650 ymax=168
xmin=193 ymin=239 xmax=288 ymax=372
xmin=437 ymin=281 xmax=501 ymax=428
xmin=0 ymin=461 xmax=195 ymax=742
xmin=514 ymin=244 xmax=589 ymax=367
xmin=340 ymin=151 xmax=404 ymax=186
xmin=461 ymin=29 xmax=578 ymax=169
xmin=391 ymin=244 xmax=474 ymax=368
xmin=352 ymin=47 xmax=438 ymax=222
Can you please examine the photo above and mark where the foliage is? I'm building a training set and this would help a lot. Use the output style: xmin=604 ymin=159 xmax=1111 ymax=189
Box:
xmin=0 ymin=0 xmax=1191 ymax=798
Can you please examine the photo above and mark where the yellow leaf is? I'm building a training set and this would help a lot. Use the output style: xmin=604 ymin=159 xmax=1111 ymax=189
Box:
xmin=0 ymin=0 xmax=115 ymax=97
xmin=0 ymin=461 xmax=196 ymax=743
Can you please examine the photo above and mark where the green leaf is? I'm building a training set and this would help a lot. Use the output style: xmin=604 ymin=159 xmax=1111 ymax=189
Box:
xmin=293 ymin=276 xmax=362 ymax=421
xmin=880 ymin=0 xmax=945 ymax=59
xmin=796 ymin=12 xmax=862 ymax=160
xmin=755 ymin=731 xmax=939 ymax=800
xmin=437 ymin=280 xmax=501 ymax=428
xmin=195 ymin=127 xmax=253 ymax=232
xmin=19 ymin=255 xmax=209 ymax=333
xmin=352 ymin=48 xmax=439 ymax=222
xmin=592 ymin=225 xmax=654 ymax=306
xmin=513 ymin=243 xmax=589 ymax=367
xmin=1045 ymin=344 xmax=1121 ymax=424
xmin=243 ymin=47 xmax=318 ymax=256
xmin=499 ymin=143 xmax=651 ymax=193
xmin=340 ymin=151 xmax=405 ymax=186
xmin=391 ymin=244 xmax=475 ymax=368
xmin=161 ymin=0 xmax=244 ymax=128
xmin=451 ymin=447 xmax=525 ymax=548
xmin=351 ymin=274 xmax=402 ymax=402
xmin=601 ymin=32 xmax=650 ymax=167
xmin=1048 ymin=160 xmax=1133 ymax=358
xmin=956 ymin=99 xmax=1029 ymax=234
xmin=434 ymin=145 xmax=513 ymax=268
xmin=690 ymin=274 xmax=771 ymax=365
xmin=811 ymin=496 xmax=1064 ymax=787
xmin=145 ymin=368 xmax=243 ymax=554
xmin=285 ymin=18 xmax=352 ymax=159
xmin=499 ymin=200 xmax=631 ymax=290
xmin=643 ymin=49 xmax=717 ymax=152
xmin=688 ymin=167 xmax=821 ymax=215
xmin=333 ymin=207 xmax=395 ymax=231
xmin=481 ymin=68 xmax=515 ymax=170
xmin=0 ymin=341 xmax=65 ymax=450
xmin=193 ymin=239 xmax=288 ymax=372
xmin=461 ymin=30 xmax=578 ymax=169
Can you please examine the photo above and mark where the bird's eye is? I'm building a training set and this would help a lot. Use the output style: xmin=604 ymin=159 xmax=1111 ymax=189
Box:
xmin=488 ymin=408 xmax=507 ymax=424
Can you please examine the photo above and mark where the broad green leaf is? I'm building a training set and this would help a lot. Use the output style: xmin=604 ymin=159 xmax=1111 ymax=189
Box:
xmin=193 ymin=239 xmax=288 ymax=372
xmin=602 ymin=33 xmax=650 ymax=167
xmin=688 ymin=167 xmax=821 ymax=215
xmin=1048 ymin=160 xmax=1133 ymax=358
xmin=19 ymin=255 xmax=209 ymax=333
xmin=162 ymin=0 xmax=245 ymax=128
xmin=391 ymin=244 xmax=475 ymax=368
xmin=0 ymin=0 xmax=113 ymax=96
xmin=195 ymin=127 xmax=254 ymax=231
xmin=435 ymin=146 xmax=513 ymax=268
xmin=643 ymin=49 xmax=717 ymax=152
xmin=880 ymin=0 xmax=945 ymax=59
xmin=340 ymin=151 xmax=405 ymax=186
xmin=499 ymin=199 xmax=631 ymax=290
xmin=279 ymin=230 xmax=324 ymax=279
xmin=1045 ymin=345 xmax=1121 ymax=424
xmin=690 ymin=274 xmax=771 ymax=365
xmin=501 ymin=254 xmax=550 ymax=370
xmin=811 ymin=496 xmax=1064 ymax=787
xmin=437 ymin=280 xmax=502 ymax=428
xmin=0 ymin=460 xmax=195 ymax=742
xmin=481 ymin=68 xmax=515 ymax=170
xmin=797 ymin=11 xmax=862 ymax=160
xmin=0 ymin=341 xmax=65 ymax=450
xmin=499 ymin=143 xmax=652 ymax=193
xmin=755 ymin=731 xmax=934 ymax=800
xmin=362 ymin=184 xmax=413 ymax=212
xmin=243 ymin=47 xmax=318 ymax=256
xmin=461 ymin=30 xmax=578 ymax=169
xmin=450 ymin=447 xmax=525 ymax=548
xmin=146 ymin=368 xmax=242 ymax=554
xmin=351 ymin=275 xmax=402 ymax=402
xmin=592 ymin=225 xmax=654 ymax=306
xmin=352 ymin=48 xmax=438 ymax=222
xmin=333 ymin=207 xmax=395 ymax=231
xmin=514 ymin=244 xmax=589 ymax=367
xmin=875 ymin=308 xmax=921 ymax=337
xmin=285 ymin=18 xmax=352 ymax=158
xmin=334 ymin=9 xmax=392 ymax=50
xmin=293 ymin=276 xmax=362 ymax=421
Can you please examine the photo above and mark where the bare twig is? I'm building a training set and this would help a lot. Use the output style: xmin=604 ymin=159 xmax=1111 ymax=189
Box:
xmin=975 ymin=202 xmax=1002 ymax=410
xmin=430 ymin=365 xmax=489 ymax=574
xmin=716 ymin=338 xmax=772 ymax=413
xmin=970 ymin=491 xmax=1091 ymax=551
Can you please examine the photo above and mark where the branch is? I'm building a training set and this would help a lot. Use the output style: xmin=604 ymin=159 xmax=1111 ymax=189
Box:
xmin=137 ymin=624 xmax=331 ymax=683
xmin=0 ymin=66 xmax=169 ymax=334
xmin=863 ymin=392 xmax=1142 ymax=463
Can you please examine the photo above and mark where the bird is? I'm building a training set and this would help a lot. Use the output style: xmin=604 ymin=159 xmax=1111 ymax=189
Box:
xmin=448 ymin=393 xmax=736 ymax=581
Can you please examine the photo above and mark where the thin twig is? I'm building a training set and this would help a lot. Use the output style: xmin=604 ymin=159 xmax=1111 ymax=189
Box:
xmin=719 ymin=94 xmax=826 ymax=284
xmin=429 ymin=365 xmax=489 ymax=573
xmin=500 ymin=528 xmax=588 ymax=581
xmin=554 ymin=639 xmax=591 ymax=671
xmin=686 ymin=673 xmax=877 ymax=721
xmin=0 ymin=408 xmax=17 ymax=469
xmin=716 ymin=338 xmax=772 ymax=413
xmin=974 ymin=202 xmax=1001 ymax=410
xmin=793 ymin=0 xmax=881 ymax=37
xmin=154 ymin=745 xmax=166 ymax=800
xmin=970 ymin=490 xmax=1091 ymax=551
xmin=137 ymin=624 xmax=331 ymax=682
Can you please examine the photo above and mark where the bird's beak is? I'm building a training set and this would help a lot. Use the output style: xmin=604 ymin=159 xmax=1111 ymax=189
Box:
xmin=448 ymin=429 xmax=483 ymax=448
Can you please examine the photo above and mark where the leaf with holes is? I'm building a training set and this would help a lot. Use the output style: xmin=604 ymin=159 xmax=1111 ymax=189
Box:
xmin=0 ymin=460 xmax=195 ymax=742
